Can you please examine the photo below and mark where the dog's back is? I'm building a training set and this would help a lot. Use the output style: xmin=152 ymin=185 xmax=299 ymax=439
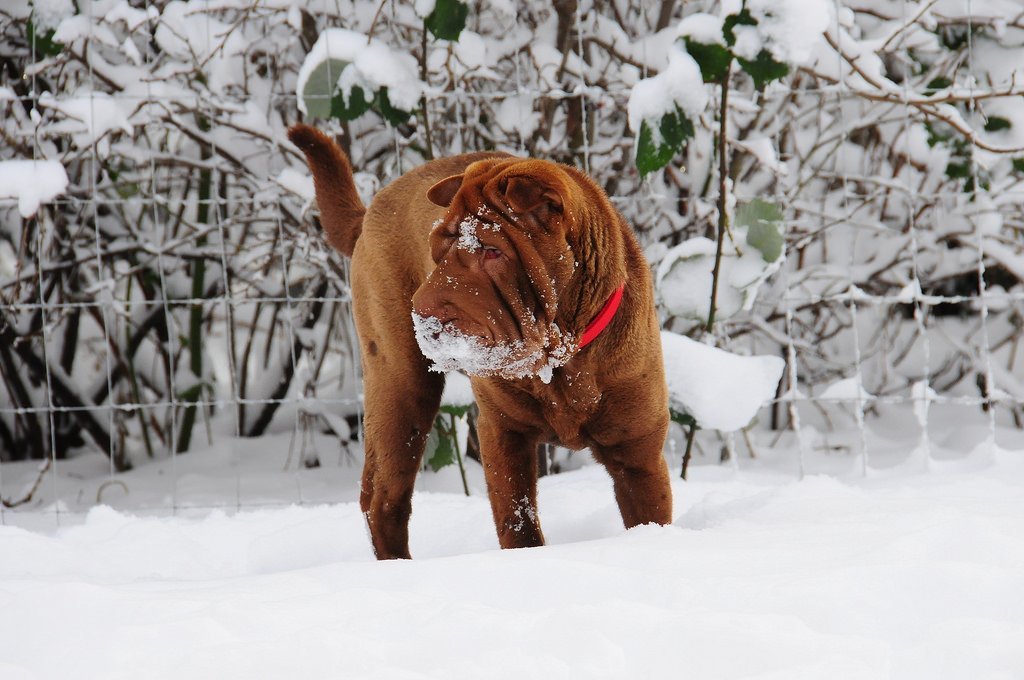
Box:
xmin=289 ymin=123 xmax=507 ymax=265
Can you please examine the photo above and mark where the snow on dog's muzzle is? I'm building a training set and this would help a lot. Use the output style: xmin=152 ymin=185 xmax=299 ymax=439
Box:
xmin=411 ymin=313 xmax=543 ymax=379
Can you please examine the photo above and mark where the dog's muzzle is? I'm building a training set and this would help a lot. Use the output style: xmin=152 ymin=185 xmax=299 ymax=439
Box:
xmin=411 ymin=313 xmax=543 ymax=379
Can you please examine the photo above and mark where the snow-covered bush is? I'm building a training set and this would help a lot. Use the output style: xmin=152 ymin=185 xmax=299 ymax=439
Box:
xmin=628 ymin=0 xmax=1024 ymax=433
xmin=657 ymin=199 xmax=785 ymax=329
xmin=1 ymin=0 xmax=1023 ymax=470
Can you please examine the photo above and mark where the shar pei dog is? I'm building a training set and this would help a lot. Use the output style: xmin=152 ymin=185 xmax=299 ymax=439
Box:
xmin=289 ymin=124 xmax=672 ymax=559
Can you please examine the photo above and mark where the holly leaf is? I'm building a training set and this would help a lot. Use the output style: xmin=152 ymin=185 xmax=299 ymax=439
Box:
xmin=636 ymin=106 xmax=695 ymax=177
xmin=924 ymin=76 xmax=952 ymax=94
xmin=737 ymin=50 xmax=789 ymax=89
xmin=301 ymin=58 xmax=351 ymax=118
xmin=670 ymin=408 xmax=698 ymax=429
xmin=426 ymin=423 xmax=455 ymax=472
xmin=682 ymin=37 xmax=732 ymax=82
xmin=738 ymin=199 xmax=784 ymax=263
xmin=984 ymin=117 xmax=1011 ymax=132
xmin=28 ymin=18 xmax=64 ymax=58
xmin=722 ymin=9 xmax=755 ymax=46
xmin=945 ymin=161 xmax=971 ymax=179
xmin=376 ymin=88 xmax=413 ymax=126
xmin=425 ymin=0 xmax=469 ymax=41
xmin=329 ymin=85 xmax=372 ymax=121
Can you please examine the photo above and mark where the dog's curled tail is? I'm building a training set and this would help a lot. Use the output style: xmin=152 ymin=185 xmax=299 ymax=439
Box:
xmin=288 ymin=124 xmax=365 ymax=257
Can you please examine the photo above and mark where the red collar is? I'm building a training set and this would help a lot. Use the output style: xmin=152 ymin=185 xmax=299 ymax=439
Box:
xmin=577 ymin=283 xmax=625 ymax=350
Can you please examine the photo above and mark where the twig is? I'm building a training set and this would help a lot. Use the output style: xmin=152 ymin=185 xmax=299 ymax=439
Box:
xmin=681 ymin=423 xmax=696 ymax=480
xmin=820 ymin=30 xmax=1024 ymax=153
xmin=707 ymin=63 xmax=731 ymax=332
xmin=367 ymin=0 xmax=388 ymax=43
xmin=1 ymin=458 xmax=52 ymax=508
xmin=878 ymin=0 xmax=940 ymax=53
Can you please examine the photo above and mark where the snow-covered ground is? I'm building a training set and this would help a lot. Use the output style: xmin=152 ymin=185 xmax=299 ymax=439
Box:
xmin=2 ymin=408 xmax=1024 ymax=679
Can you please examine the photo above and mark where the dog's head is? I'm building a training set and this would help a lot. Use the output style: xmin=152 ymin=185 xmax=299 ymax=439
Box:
xmin=412 ymin=158 xmax=616 ymax=383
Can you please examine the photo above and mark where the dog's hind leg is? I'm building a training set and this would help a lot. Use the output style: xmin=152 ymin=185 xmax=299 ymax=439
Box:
xmin=358 ymin=337 xmax=444 ymax=560
xmin=359 ymin=369 xmax=443 ymax=559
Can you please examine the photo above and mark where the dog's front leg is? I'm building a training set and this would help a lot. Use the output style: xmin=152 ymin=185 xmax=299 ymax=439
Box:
xmin=475 ymin=410 xmax=545 ymax=550
xmin=592 ymin=423 xmax=673 ymax=529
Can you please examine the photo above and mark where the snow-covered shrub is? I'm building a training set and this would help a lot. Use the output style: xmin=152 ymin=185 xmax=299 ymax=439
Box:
xmin=657 ymin=199 xmax=785 ymax=329
xmin=628 ymin=0 xmax=1024 ymax=434
xmin=662 ymin=330 xmax=784 ymax=432
xmin=1 ymin=0 xmax=1023 ymax=471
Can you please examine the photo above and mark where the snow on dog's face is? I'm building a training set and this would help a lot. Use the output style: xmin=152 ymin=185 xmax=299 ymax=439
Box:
xmin=411 ymin=159 xmax=581 ymax=383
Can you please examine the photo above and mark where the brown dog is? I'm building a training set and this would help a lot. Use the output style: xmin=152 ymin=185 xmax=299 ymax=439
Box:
xmin=288 ymin=124 xmax=671 ymax=559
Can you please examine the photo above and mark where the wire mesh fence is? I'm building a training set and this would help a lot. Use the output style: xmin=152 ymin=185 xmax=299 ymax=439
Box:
xmin=1 ymin=0 xmax=1023 ymax=522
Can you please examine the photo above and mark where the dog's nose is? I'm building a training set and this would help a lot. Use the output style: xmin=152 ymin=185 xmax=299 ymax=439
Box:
xmin=422 ymin=303 xmax=458 ymax=325
xmin=412 ymin=287 xmax=458 ymax=325
xmin=412 ymin=299 xmax=457 ymax=342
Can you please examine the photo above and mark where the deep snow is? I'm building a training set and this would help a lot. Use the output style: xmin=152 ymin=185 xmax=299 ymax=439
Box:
xmin=2 ymin=409 xmax=1024 ymax=679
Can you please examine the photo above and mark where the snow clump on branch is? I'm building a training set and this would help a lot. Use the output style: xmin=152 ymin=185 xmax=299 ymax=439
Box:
xmin=296 ymin=29 xmax=424 ymax=116
xmin=627 ymin=45 xmax=708 ymax=143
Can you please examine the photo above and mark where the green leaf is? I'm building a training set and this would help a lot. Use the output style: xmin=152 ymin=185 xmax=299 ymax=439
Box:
xmin=426 ymin=421 xmax=455 ymax=472
xmin=425 ymin=0 xmax=469 ymax=41
xmin=1011 ymin=158 xmax=1024 ymax=174
xmin=945 ymin=161 xmax=971 ymax=179
xmin=670 ymin=408 xmax=698 ymax=429
xmin=329 ymin=85 xmax=372 ymax=121
xmin=302 ymin=58 xmax=351 ymax=118
xmin=736 ymin=198 xmax=783 ymax=229
xmin=925 ymin=122 xmax=953 ymax=148
xmin=722 ymin=9 xmax=755 ymax=47
xmin=636 ymin=105 xmax=695 ymax=177
xmin=984 ymin=117 xmax=1011 ymax=132
xmin=682 ymin=37 xmax=732 ymax=82
xmin=27 ymin=18 xmax=63 ymax=58
xmin=737 ymin=50 xmax=789 ymax=88
xmin=440 ymin=403 xmax=472 ymax=418
xmin=924 ymin=76 xmax=952 ymax=94
xmin=738 ymin=199 xmax=784 ymax=263
xmin=722 ymin=8 xmax=788 ymax=87
xmin=327 ymin=84 xmax=411 ymax=125
xmin=376 ymin=88 xmax=413 ymax=126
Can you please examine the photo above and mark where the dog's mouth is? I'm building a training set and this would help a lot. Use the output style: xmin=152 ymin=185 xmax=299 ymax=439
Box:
xmin=412 ymin=313 xmax=553 ymax=381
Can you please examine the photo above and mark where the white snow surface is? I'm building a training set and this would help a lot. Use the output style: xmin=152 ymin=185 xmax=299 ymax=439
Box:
xmin=722 ymin=0 xmax=831 ymax=65
xmin=662 ymin=331 xmax=784 ymax=431
xmin=441 ymin=371 xmax=475 ymax=406
xmin=0 ymin=160 xmax=69 ymax=217
xmin=677 ymin=12 xmax=726 ymax=46
xmin=1 ymin=431 xmax=1023 ymax=679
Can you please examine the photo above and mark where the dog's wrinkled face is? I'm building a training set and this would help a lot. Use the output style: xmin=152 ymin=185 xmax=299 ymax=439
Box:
xmin=411 ymin=159 xmax=581 ymax=383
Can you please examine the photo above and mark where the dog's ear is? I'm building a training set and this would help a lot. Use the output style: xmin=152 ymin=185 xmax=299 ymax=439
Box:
xmin=503 ymin=175 xmax=564 ymax=222
xmin=427 ymin=174 xmax=464 ymax=207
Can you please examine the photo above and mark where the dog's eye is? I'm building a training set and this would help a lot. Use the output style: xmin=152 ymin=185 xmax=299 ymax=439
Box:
xmin=482 ymin=247 xmax=502 ymax=260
